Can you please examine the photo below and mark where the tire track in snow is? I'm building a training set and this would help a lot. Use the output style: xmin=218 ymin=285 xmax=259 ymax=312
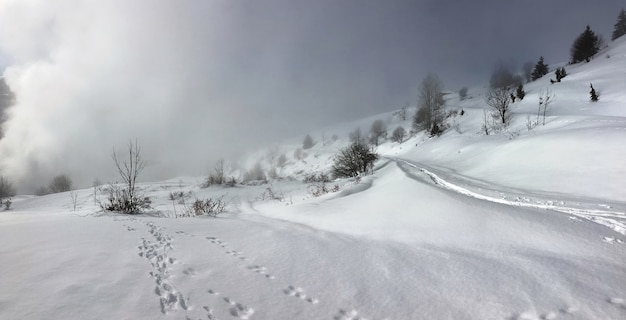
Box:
xmin=393 ymin=158 xmax=626 ymax=236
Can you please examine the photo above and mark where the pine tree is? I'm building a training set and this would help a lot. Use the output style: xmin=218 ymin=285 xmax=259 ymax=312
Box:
xmin=531 ymin=56 xmax=549 ymax=81
xmin=590 ymin=83 xmax=599 ymax=102
xmin=555 ymin=67 xmax=567 ymax=82
xmin=612 ymin=9 xmax=626 ymax=41
xmin=516 ymin=83 xmax=525 ymax=100
xmin=570 ymin=25 xmax=600 ymax=63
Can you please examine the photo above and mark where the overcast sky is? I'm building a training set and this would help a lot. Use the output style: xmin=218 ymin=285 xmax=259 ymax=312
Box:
xmin=0 ymin=0 xmax=623 ymax=191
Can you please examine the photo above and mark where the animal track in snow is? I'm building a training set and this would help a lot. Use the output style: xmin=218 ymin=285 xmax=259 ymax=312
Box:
xmin=602 ymin=236 xmax=624 ymax=244
xmin=183 ymin=267 xmax=197 ymax=276
xmin=283 ymin=285 xmax=318 ymax=304
xmin=136 ymin=221 xmax=189 ymax=314
xmin=206 ymin=236 xmax=227 ymax=247
xmin=223 ymin=297 xmax=254 ymax=319
xmin=334 ymin=309 xmax=365 ymax=320
xmin=247 ymin=265 xmax=275 ymax=279
xmin=225 ymin=250 xmax=248 ymax=260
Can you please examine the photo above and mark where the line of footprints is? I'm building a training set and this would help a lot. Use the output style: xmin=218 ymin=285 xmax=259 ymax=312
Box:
xmin=124 ymin=221 xmax=372 ymax=319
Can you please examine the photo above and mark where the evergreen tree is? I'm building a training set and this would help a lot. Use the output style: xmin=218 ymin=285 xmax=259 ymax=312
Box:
xmin=531 ymin=56 xmax=549 ymax=81
xmin=570 ymin=25 xmax=600 ymax=63
xmin=555 ymin=67 xmax=567 ymax=82
xmin=612 ymin=9 xmax=626 ymax=41
xmin=516 ymin=83 xmax=525 ymax=100
xmin=590 ymin=83 xmax=599 ymax=102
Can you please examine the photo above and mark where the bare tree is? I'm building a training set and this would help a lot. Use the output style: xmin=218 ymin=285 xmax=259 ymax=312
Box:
xmin=485 ymin=87 xmax=512 ymax=125
xmin=69 ymin=191 xmax=79 ymax=211
xmin=481 ymin=110 xmax=491 ymax=135
xmin=413 ymin=73 xmax=445 ymax=131
xmin=390 ymin=126 xmax=407 ymax=143
xmin=48 ymin=174 xmax=73 ymax=193
xmin=102 ymin=139 xmax=151 ymax=213
xmin=369 ymin=119 xmax=387 ymax=146
xmin=349 ymin=128 xmax=366 ymax=144
xmin=302 ymin=134 xmax=314 ymax=149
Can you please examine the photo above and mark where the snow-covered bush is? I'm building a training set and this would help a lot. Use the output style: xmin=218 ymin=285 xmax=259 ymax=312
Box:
xmin=48 ymin=174 xmax=73 ymax=193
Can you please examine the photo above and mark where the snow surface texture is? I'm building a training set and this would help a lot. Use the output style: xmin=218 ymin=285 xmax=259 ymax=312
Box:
xmin=2 ymin=35 xmax=626 ymax=320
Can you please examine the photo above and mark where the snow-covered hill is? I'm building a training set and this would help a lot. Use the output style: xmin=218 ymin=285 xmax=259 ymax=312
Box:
xmin=1 ymin=37 xmax=626 ymax=320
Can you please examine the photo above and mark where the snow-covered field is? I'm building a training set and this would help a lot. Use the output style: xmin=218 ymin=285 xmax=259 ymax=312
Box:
xmin=2 ymin=37 xmax=626 ymax=320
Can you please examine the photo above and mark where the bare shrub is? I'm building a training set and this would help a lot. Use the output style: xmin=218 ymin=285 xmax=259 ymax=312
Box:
xmin=69 ymin=191 xmax=78 ymax=211
xmin=48 ymin=174 xmax=73 ymax=193
xmin=243 ymin=162 xmax=266 ymax=183
xmin=101 ymin=140 xmax=151 ymax=214
xmin=257 ymin=187 xmax=284 ymax=201
xmin=202 ymin=159 xmax=227 ymax=187
xmin=332 ymin=141 xmax=378 ymax=178
xmin=303 ymin=172 xmax=330 ymax=183
xmin=182 ymin=196 xmax=227 ymax=217
xmin=0 ymin=175 xmax=16 ymax=200
xmin=309 ymin=182 xmax=341 ymax=197
xmin=538 ymin=88 xmax=555 ymax=125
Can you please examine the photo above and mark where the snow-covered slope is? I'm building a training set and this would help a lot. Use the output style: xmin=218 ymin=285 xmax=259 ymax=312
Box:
xmin=1 ymin=37 xmax=626 ymax=320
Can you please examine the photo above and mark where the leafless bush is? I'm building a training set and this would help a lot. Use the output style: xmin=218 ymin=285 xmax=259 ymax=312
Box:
xmin=202 ymin=159 xmax=233 ymax=187
xmin=257 ymin=187 xmax=284 ymax=201
xmin=3 ymin=198 xmax=11 ymax=210
xmin=101 ymin=183 xmax=152 ymax=213
xmin=168 ymin=191 xmax=187 ymax=201
xmin=243 ymin=162 xmax=266 ymax=183
xmin=267 ymin=167 xmax=280 ymax=180
xmin=101 ymin=140 xmax=151 ymax=214
xmin=48 ymin=174 xmax=73 ymax=193
xmin=181 ymin=196 xmax=227 ymax=217
xmin=309 ymin=182 xmax=341 ymax=197
xmin=303 ymin=172 xmax=330 ymax=183
xmin=0 ymin=175 xmax=15 ymax=201
xmin=538 ymin=88 xmax=555 ymax=125
xmin=332 ymin=141 xmax=378 ymax=178
xmin=69 ymin=191 xmax=78 ymax=211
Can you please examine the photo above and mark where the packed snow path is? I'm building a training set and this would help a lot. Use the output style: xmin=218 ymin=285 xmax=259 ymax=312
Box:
xmin=390 ymin=157 xmax=626 ymax=236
